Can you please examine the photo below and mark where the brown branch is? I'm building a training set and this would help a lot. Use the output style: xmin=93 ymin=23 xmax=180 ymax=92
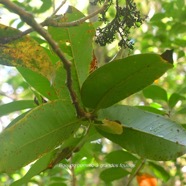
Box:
xmin=0 ymin=0 xmax=109 ymax=44
xmin=0 ymin=0 xmax=85 ymax=117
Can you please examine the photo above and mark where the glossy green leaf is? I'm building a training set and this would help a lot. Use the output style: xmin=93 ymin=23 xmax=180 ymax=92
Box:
xmin=81 ymin=53 xmax=173 ymax=109
xmin=0 ymin=100 xmax=81 ymax=173
xmin=100 ymin=167 xmax=129 ymax=182
xmin=0 ymin=24 xmax=55 ymax=82
xmin=0 ymin=100 xmax=35 ymax=117
xmin=97 ymin=105 xmax=186 ymax=160
xmin=168 ymin=93 xmax=185 ymax=109
xmin=143 ymin=85 xmax=168 ymax=102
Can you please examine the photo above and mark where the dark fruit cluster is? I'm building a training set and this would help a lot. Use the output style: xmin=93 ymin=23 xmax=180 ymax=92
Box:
xmin=92 ymin=0 xmax=146 ymax=49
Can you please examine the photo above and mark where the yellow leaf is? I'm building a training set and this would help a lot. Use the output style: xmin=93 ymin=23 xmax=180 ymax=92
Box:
xmin=0 ymin=24 xmax=55 ymax=81
xmin=96 ymin=119 xmax=123 ymax=135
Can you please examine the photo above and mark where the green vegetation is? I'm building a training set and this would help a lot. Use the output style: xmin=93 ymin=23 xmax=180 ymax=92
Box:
xmin=0 ymin=0 xmax=185 ymax=185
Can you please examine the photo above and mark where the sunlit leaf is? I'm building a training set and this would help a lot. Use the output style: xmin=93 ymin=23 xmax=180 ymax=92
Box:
xmin=48 ymin=6 xmax=95 ymax=98
xmin=0 ymin=24 xmax=55 ymax=81
xmin=0 ymin=100 xmax=82 ymax=173
xmin=0 ymin=100 xmax=35 ymax=117
xmin=17 ymin=67 xmax=58 ymax=100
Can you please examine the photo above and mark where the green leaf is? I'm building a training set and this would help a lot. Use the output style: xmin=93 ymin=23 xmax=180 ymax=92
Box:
xmin=171 ymin=22 xmax=186 ymax=34
xmin=100 ymin=167 xmax=129 ymax=182
xmin=0 ymin=100 xmax=35 ymax=117
xmin=81 ymin=53 xmax=173 ymax=110
xmin=51 ymin=63 xmax=72 ymax=100
xmin=177 ymin=50 xmax=185 ymax=59
xmin=48 ymin=6 xmax=95 ymax=87
xmin=143 ymin=85 xmax=168 ymax=102
xmin=35 ymin=0 xmax=52 ymax=13
xmin=17 ymin=52 xmax=71 ymax=101
xmin=17 ymin=67 xmax=58 ymax=100
xmin=49 ymin=183 xmax=67 ymax=186
xmin=150 ymin=13 xmax=165 ymax=22
xmin=174 ymin=38 xmax=186 ymax=47
xmin=168 ymin=93 xmax=185 ymax=109
xmin=6 ymin=111 xmax=30 ymax=129
xmin=137 ymin=106 xmax=166 ymax=115
xmin=148 ymin=161 xmax=170 ymax=182
xmin=0 ymin=24 xmax=55 ymax=82
xmin=0 ymin=100 xmax=81 ymax=173
xmin=97 ymin=105 xmax=186 ymax=160
xmin=10 ymin=151 xmax=57 ymax=186
xmin=105 ymin=150 xmax=138 ymax=164
xmin=176 ymin=0 xmax=185 ymax=10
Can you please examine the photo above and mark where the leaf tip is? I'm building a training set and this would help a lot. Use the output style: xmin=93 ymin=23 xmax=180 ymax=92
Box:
xmin=160 ymin=49 xmax=174 ymax=64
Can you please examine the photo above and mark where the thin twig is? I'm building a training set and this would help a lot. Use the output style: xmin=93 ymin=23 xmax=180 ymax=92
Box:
xmin=45 ymin=0 xmax=109 ymax=27
xmin=70 ymin=157 xmax=76 ymax=186
xmin=126 ymin=159 xmax=146 ymax=186
xmin=51 ymin=0 xmax=67 ymax=17
xmin=0 ymin=91 xmax=17 ymax=100
xmin=0 ymin=0 xmax=85 ymax=117
xmin=0 ymin=0 xmax=109 ymax=44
